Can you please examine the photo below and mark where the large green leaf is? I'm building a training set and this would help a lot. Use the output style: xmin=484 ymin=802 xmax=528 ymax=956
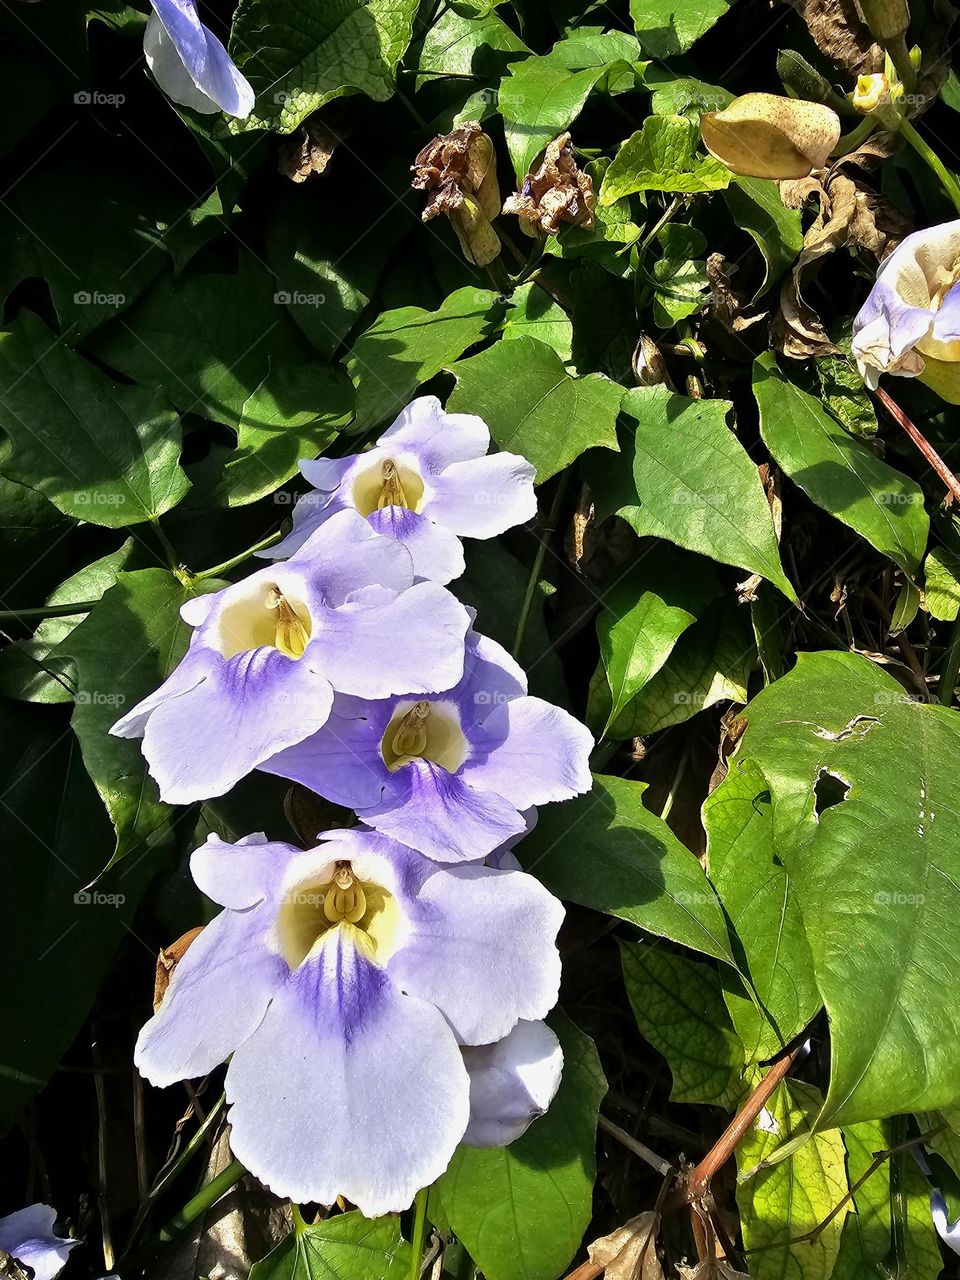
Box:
xmin=753 ymin=355 xmax=929 ymax=575
xmin=600 ymin=116 xmax=730 ymax=202
xmin=0 ymin=311 xmax=190 ymax=527
xmin=250 ymin=1212 xmax=411 ymax=1280
xmin=736 ymin=1080 xmax=849 ymax=1280
xmin=502 ymin=283 xmax=573 ymax=363
xmin=629 ymin=0 xmax=736 ymax=56
xmin=925 ymin=545 xmax=960 ymax=621
xmin=519 ymin=774 xmax=737 ymax=965
xmin=499 ymin=30 xmax=644 ymax=180
xmin=704 ymin=758 xmax=821 ymax=1062
xmin=588 ymin=385 xmax=796 ymax=600
xmin=436 ymin=1015 xmax=606 ymax=1280
xmin=447 ymin=335 xmax=622 ymax=483
xmin=230 ymin=0 xmax=419 ymax=133
xmin=414 ymin=4 xmax=528 ymax=87
xmin=620 ymin=941 xmax=745 ymax=1108
xmin=739 ymin=650 xmax=960 ymax=1125
xmin=723 ymin=177 xmax=803 ymax=294
xmin=348 ymin=287 xmax=501 ymax=434
xmin=58 ymin=569 xmax=221 ymax=873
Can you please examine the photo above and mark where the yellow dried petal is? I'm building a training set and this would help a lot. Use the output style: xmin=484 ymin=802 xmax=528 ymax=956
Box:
xmin=700 ymin=93 xmax=841 ymax=179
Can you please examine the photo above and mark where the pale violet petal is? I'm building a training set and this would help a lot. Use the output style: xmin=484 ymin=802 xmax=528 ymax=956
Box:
xmin=462 ymin=1020 xmax=563 ymax=1147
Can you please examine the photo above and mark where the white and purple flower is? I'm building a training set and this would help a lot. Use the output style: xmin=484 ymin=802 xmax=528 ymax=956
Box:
xmin=111 ymin=510 xmax=470 ymax=804
xmin=852 ymin=219 xmax=960 ymax=400
xmin=0 ymin=1205 xmax=76 ymax=1280
xmin=144 ymin=0 xmax=254 ymax=119
xmin=932 ymin=1190 xmax=960 ymax=1255
xmin=136 ymin=829 xmax=564 ymax=1216
xmin=259 ymin=628 xmax=593 ymax=863
xmin=261 ymin=397 xmax=538 ymax=585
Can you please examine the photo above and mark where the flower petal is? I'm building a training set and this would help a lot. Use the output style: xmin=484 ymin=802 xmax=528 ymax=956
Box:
xmin=260 ymin=701 xmax=395 ymax=810
xmin=190 ymin=833 xmax=301 ymax=910
xmin=135 ymin=904 xmax=280 ymax=1086
xmin=225 ymin=927 xmax=470 ymax=1216
xmin=292 ymin=507 xmax=414 ymax=605
xmin=363 ymin=758 xmax=525 ymax=862
xmin=259 ymin=489 xmax=344 ymax=561
xmin=388 ymin=862 xmax=563 ymax=1042
xmin=931 ymin=1191 xmax=960 ymax=1255
xmin=380 ymin=396 xmax=490 ymax=470
xmin=146 ymin=4 xmax=254 ymax=118
xmin=0 ymin=1206 xmax=77 ymax=1280
xmin=424 ymin=453 xmax=537 ymax=538
xmin=367 ymin=505 xmax=465 ymax=585
xmin=466 ymin=695 xmax=594 ymax=808
xmin=462 ymin=1020 xmax=563 ymax=1147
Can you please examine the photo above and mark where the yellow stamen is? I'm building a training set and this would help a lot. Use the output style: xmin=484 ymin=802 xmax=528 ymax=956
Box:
xmin=323 ymin=863 xmax=367 ymax=925
xmin=391 ymin=700 xmax=429 ymax=762
xmin=378 ymin=459 xmax=409 ymax=509
xmin=266 ymin=587 xmax=310 ymax=659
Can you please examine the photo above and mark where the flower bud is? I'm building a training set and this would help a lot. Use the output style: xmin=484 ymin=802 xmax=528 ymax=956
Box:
xmin=411 ymin=123 xmax=502 ymax=267
xmin=857 ymin=0 xmax=910 ymax=43
xmin=632 ymin=335 xmax=674 ymax=389
xmin=700 ymin=93 xmax=841 ymax=179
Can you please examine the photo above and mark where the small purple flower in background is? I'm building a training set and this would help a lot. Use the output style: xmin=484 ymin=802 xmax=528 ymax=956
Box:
xmin=0 ymin=1205 xmax=76 ymax=1280
xmin=261 ymin=396 xmax=537 ymax=585
xmin=136 ymin=828 xmax=564 ymax=1216
xmin=144 ymin=0 xmax=254 ymax=119
xmin=932 ymin=1191 xmax=960 ymax=1255
xmin=462 ymin=1019 xmax=562 ymax=1147
xmin=852 ymin=220 xmax=960 ymax=401
xmin=111 ymin=510 xmax=470 ymax=804
xmin=260 ymin=629 xmax=593 ymax=863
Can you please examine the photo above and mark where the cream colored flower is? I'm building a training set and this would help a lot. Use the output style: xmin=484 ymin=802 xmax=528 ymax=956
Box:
xmin=700 ymin=93 xmax=841 ymax=179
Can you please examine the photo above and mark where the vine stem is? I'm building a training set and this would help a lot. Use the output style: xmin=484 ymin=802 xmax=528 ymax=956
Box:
xmin=194 ymin=530 xmax=284 ymax=581
xmin=409 ymin=1187 xmax=430 ymax=1280
xmin=874 ymin=387 xmax=960 ymax=505
xmin=898 ymin=118 xmax=960 ymax=215
xmin=157 ymin=1158 xmax=246 ymax=1243
xmin=0 ymin=601 xmax=100 ymax=621
xmin=512 ymin=473 xmax=569 ymax=659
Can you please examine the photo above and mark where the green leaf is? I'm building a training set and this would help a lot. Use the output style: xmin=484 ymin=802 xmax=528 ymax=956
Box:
xmin=740 ymin=649 xmax=960 ymax=1125
xmin=723 ymin=177 xmax=803 ymax=295
xmin=447 ymin=336 xmax=622 ymax=483
xmin=620 ymin=941 xmax=745 ymax=1107
xmin=519 ymin=773 xmax=737 ymax=965
xmin=348 ymin=287 xmax=501 ymax=435
xmin=816 ymin=344 xmax=879 ymax=439
xmin=753 ymin=354 xmax=929 ymax=575
xmin=58 ymin=569 xmax=221 ymax=873
xmin=597 ymin=550 xmax=721 ymax=733
xmin=0 ymin=701 xmax=156 ymax=1127
xmin=0 ymin=311 xmax=191 ymax=527
xmin=630 ymin=0 xmax=737 ymax=57
xmin=600 ymin=117 xmax=731 ymax=202
xmin=736 ymin=1079 xmax=849 ymax=1280
xmin=502 ymin=283 xmax=573 ymax=363
xmin=0 ymin=541 xmax=136 ymax=704
xmin=250 ymin=1211 xmax=411 ymax=1280
xmin=499 ymin=30 xmax=645 ymax=180
xmin=588 ymin=385 xmax=796 ymax=600
xmin=924 ymin=545 xmax=960 ymax=621
xmin=230 ymin=0 xmax=419 ymax=133
xmin=650 ymin=224 xmax=710 ymax=326
xmin=436 ymin=1015 xmax=606 ymax=1280
xmin=704 ymin=758 xmax=820 ymax=1061
xmin=414 ymin=4 xmax=527 ymax=87
xmin=590 ymin=599 xmax=754 ymax=739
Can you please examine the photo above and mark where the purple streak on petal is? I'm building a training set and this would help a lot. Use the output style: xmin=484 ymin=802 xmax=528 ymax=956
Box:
xmin=379 ymin=396 xmax=490 ymax=472
xmin=311 ymin=581 xmax=469 ymax=698
xmin=290 ymin=507 xmax=414 ymax=606
xmin=388 ymin=863 xmax=563 ymax=1042
xmin=367 ymin=505 xmax=465 ymax=585
xmin=135 ymin=904 xmax=281 ymax=1086
xmin=363 ymin=757 xmax=525 ymax=862
xmin=190 ymin=833 xmax=301 ymax=910
xmin=424 ymin=453 xmax=537 ymax=538
xmin=465 ymin=696 xmax=593 ymax=808
xmin=0 ymin=1206 xmax=77 ymax=1280
xmin=225 ymin=926 xmax=470 ymax=1217
xmin=462 ymin=1020 xmax=563 ymax=1146
xmin=260 ymin=699 xmax=396 ymax=810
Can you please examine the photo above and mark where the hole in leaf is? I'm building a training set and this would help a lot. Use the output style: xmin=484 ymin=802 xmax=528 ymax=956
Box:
xmin=814 ymin=768 xmax=850 ymax=819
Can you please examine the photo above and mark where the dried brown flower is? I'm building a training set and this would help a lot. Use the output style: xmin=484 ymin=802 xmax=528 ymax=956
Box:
xmin=411 ymin=122 xmax=501 ymax=266
xmin=277 ymin=119 xmax=342 ymax=184
xmin=502 ymin=132 xmax=595 ymax=237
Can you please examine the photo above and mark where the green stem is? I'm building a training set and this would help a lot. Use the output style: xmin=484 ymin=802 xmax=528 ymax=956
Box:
xmin=150 ymin=517 xmax=189 ymax=582
xmin=899 ymin=117 xmax=960 ymax=214
xmin=939 ymin=613 xmax=960 ymax=706
xmin=0 ymin=600 xmax=101 ymax=621
xmin=833 ymin=115 xmax=876 ymax=155
xmin=886 ymin=34 xmax=917 ymax=94
xmin=195 ymin=529 xmax=284 ymax=581
xmin=484 ymin=255 xmax=513 ymax=294
xmin=512 ymin=473 xmax=569 ymax=659
xmin=589 ymin=738 xmax=619 ymax=771
xmin=409 ymin=1187 xmax=430 ymax=1280
xmin=157 ymin=1158 xmax=245 ymax=1243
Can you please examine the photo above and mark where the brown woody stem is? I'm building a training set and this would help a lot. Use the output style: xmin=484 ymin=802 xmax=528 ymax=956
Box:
xmin=875 ymin=387 xmax=960 ymax=505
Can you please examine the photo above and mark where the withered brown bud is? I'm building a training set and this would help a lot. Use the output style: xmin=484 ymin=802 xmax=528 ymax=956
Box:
xmin=503 ymin=133 xmax=596 ymax=237
xmin=278 ymin=120 xmax=342 ymax=184
xmin=632 ymin=335 xmax=674 ymax=389
xmin=153 ymin=925 xmax=204 ymax=1012
xmin=411 ymin=122 xmax=502 ymax=267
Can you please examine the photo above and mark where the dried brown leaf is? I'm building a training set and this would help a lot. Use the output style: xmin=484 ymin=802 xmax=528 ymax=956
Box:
xmin=277 ymin=120 xmax=341 ymax=184
xmin=587 ymin=1211 xmax=663 ymax=1280
xmin=789 ymin=0 xmax=883 ymax=75
xmin=503 ymin=132 xmax=595 ymax=236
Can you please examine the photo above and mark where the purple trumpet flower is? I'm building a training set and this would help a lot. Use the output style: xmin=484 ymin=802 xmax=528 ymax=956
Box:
xmin=111 ymin=510 xmax=470 ymax=804
xmin=260 ymin=396 xmax=537 ymax=584
xmin=260 ymin=629 xmax=593 ymax=863
xmin=0 ymin=1205 xmax=76 ymax=1280
xmin=144 ymin=0 xmax=254 ymax=118
xmin=136 ymin=829 xmax=564 ymax=1216
xmin=932 ymin=1190 xmax=960 ymax=1255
